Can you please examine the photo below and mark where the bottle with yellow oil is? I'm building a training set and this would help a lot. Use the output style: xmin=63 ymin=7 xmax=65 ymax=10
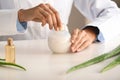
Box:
xmin=5 ymin=38 xmax=15 ymax=63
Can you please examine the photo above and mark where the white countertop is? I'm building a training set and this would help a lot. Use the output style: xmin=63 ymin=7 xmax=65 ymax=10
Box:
xmin=0 ymin=37 xmax=120 ymax=80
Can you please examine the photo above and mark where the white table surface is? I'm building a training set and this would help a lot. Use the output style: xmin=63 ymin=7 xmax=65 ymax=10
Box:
xmin=0 ymin=37 xmax=120 ymax=80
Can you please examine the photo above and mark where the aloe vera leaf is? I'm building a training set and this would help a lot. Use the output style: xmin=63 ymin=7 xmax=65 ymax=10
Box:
xmin=67 ymin=45 xmax=120 ymax=73
xmin=0 ymin=58 xmax=5 ymax=61
xmin=100 ymin=55 xmax=120 ymax=73
xmin=0 ymin=61 xmax=26 ymax=71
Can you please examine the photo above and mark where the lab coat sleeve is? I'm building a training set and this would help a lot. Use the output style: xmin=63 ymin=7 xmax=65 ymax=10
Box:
xmin=17 ymin=19 xmax=27 ymax=33
xmin=0 ymin=9 xmax=18 ymax=35
xmin=74 ymin=0 xmax=120 ymax=42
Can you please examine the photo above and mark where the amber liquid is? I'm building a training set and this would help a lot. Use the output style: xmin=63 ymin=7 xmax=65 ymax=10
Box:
xmin=5 ymin=45 xmax=15 ymax=63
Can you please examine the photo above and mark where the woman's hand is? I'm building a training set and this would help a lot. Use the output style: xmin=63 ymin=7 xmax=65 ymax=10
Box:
xmin=18 ymin=4 xmax=62 ymax=31
xmin=70 ymin=27 xmax=97 ymax=52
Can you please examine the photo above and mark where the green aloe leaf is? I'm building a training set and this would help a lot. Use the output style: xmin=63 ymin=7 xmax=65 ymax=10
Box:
xmin=0 ymin=58 xmax=5 ymax=61
xmin=0 ymin=61 xmax=26 ymax=71
xmin=67 ymin=45 xmax=120 ymax=73
xmin=101 ymin=55 xmax=120 ymax=73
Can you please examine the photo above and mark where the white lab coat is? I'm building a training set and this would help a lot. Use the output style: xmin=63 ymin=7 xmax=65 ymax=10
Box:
xmin=0 ymin=0 xmax=120 ymax=41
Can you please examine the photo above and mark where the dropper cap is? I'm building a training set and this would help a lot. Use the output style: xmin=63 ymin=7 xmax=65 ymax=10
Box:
xmin=7 ymin=38 xmax=13 ymax=46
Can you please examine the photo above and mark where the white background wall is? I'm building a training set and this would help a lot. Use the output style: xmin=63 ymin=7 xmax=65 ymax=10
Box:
xmin=68 ymin=5 xmax=88 ymax=33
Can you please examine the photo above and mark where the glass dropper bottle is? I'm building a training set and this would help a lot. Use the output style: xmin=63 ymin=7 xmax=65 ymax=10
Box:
xmin=5 ymin=38 xmax=15 ymax=63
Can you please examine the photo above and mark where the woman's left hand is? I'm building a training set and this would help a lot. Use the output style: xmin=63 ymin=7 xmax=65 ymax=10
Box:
xmin=70 ymin=27 xmax=97 ymax=52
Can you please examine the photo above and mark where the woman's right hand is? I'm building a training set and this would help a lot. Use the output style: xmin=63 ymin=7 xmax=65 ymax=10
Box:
xmin=18 ymin=4 xmax=62 ymax=31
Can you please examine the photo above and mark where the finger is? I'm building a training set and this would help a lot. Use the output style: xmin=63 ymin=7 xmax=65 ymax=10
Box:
xmin=71 ymin=35 xmax=87 ymax=52
xmin=77 ymin=40 xmax=91 ymax=52
xmin=46 ymin=4 xmax=62 ymax=30
xmin=39 ymin=7 xmax=53 ymax=29
xmin=41 ymin=19 xmax=47 ymax=26
xmin=40 ymin=4 xmax=58 ymax=30
xmin=32 ymin=10 xmax=47 ymax=26
xmin=33 ymin=18 xmax=47 ymax=26
xmin=45 ymin=3 xmax=57 ymax=31
xmin=35 ymin=12 xmax=46 ymax=22
xmin=71 ymin=29 xmax=79 ymax=43
xmin=75 ymin=35 xmax=87 ymax=51
xmin=72 ymin=30 xmax=86 ymax=48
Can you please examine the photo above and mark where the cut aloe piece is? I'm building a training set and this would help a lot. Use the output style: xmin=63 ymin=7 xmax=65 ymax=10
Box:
xmin=0 ymin=58 xmax=5 ymax=61
xmin=101 ymin=55 xmax=120 ymax=73
xmin=67 ymin=45 xmax=120 ymax=73
xmin=0 ymin=61 xmax=26 ymax=71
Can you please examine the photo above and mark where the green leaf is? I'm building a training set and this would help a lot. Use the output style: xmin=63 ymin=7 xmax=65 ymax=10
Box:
xmin=67 ymin=45 xmax=120 ymax=73
xmin=0 ymin=61 xmax=26 ymax=71
xmin=101 ymin=55 xmax=120 ymax=73
xmin=0 ymin=58 xmax=5 ymax=61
